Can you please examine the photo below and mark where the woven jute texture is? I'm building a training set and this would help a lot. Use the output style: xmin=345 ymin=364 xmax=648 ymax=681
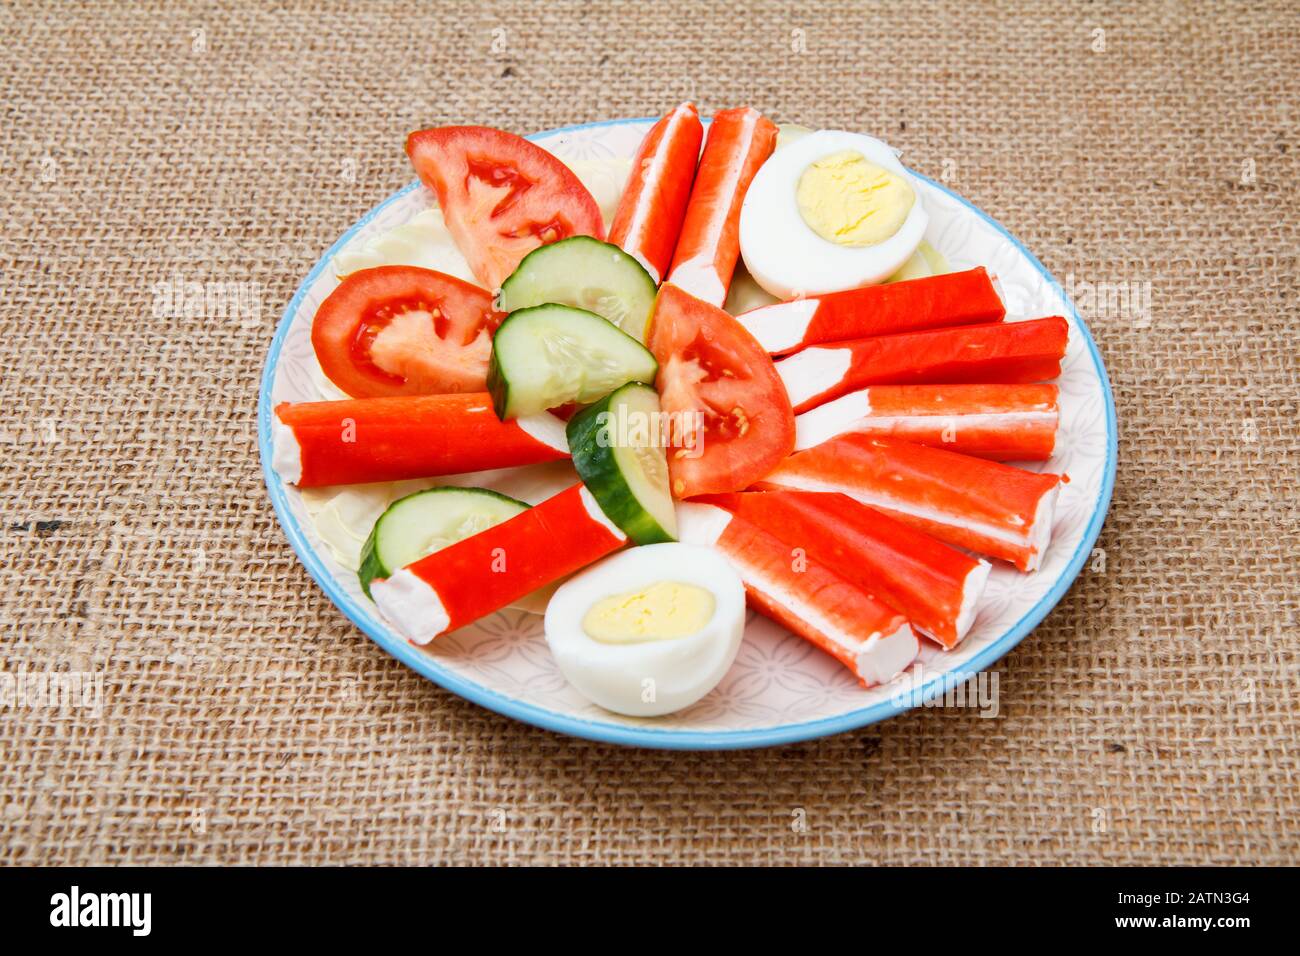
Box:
xmin=1 ymin=0 xmax=1296 ymax=866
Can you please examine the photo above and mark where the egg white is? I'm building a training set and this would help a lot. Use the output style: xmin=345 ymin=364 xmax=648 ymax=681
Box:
xmin=544 ymin=543 xmax=745 ymax=717
xmin=739 ymin=130 xmax=929 ymax=298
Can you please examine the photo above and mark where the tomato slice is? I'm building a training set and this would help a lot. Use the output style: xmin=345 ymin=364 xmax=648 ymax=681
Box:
xmin=648 ymin=284 xmax=795 ymax=498
xmin=406 ymin=126 xmax=605 ymax=291
xmin=311 ymin=266 xmax=503 ymax=399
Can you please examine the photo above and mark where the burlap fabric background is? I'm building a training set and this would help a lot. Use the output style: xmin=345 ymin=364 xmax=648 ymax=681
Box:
xmin=1 ymin=0 xmax=1295 ymax=865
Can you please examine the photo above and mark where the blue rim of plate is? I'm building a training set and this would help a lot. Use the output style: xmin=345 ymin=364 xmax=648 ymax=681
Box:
xmin=258 ymin=117 xmax=1118 ymax=751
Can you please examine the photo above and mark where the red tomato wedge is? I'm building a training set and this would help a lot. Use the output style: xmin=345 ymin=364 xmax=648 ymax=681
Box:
xmin=648 ymin=284 xmax=795 ymax=498
xmin=406 ymin=126 xmax=605 ymax=290
xmin=312 ymin=266 xmax=503 ymax=399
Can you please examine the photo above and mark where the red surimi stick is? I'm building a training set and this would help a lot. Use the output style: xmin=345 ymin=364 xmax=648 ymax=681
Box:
xmin=676 ymin=502 xmax=918 ymax=687
xmin=607 ymin=103 xmax=704 ymax=284
xmin=794 ymin=383 xmax=1060 ymax=460
xmin=755 ymin=434 xmax=1063 ymax=572
xmin=273 ymin=393 xmax=568 ymax=488
xmin=701 ymin=491 xmax=990 ymax=648
xmin=371 ymin=483 xmax=626 ymax=644
xmin=736 ymin=267 xmax=1006 ymax=355
xmin=775 ymin=316 xmax=1069 ymax=414
xmin=666 ymin=107 xmax=777 ymax=307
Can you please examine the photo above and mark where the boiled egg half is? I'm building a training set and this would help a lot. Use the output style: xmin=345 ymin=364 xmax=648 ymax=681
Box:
xmin=739 ymin=130 xmax=929 ymax=298
xmin=544 ymin=543 xmax=745 ymax=716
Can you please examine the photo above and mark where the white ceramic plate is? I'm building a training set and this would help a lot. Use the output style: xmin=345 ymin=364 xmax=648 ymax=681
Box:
xmin=258 ymin=118 xmax=1117 ymax=749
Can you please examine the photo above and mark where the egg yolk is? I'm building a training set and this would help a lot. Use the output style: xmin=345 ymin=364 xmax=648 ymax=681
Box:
xmin=796 ymin=150 xmax=915 ymax=247
xmin=582 ymin=581 xmax=715 ymax=644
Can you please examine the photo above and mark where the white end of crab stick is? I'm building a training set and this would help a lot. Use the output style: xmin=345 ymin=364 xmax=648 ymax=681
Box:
xmin=856 ymin=628 xmax=918 ymax=686
xmin=776 ymin=347 xmax=852 ymax=412
xmin=371 ymin=570 xmax=451 ymax=646
xmin=953 ymin=561 xmax=993 ymax=641
xmin=674 ymin=501 xmax=734 ymax=547
xmin=1022 ymin=481 xmax=1061 ymax=573
xmin=578 ymin=486 xmax=626 ymax=539
xmin=272 ymin=418 xmax=303 ymax=485
xmin=669 ymin=262 xmax=724 ymax=309
xmin=862 ymin=627 xmax=919 ymax=686
xmin=516 ymin=411 xmax=571 ymax=455
xmin=794 ymin=390 xmax=874 ymax=451
xmin=733 ymin=298 xmax=819 ymax=354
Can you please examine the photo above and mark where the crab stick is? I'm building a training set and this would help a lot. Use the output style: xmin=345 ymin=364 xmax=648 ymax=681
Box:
xmin=755 ymin=434 xmax=1063 ymax=572
xmin=372 ymin=483 xmax=626 ymax=644
xmin=737 ymin=267 xmax=1005 ymax=356
xmin=666 ymin=107 xmax=777 ymax=307
xmin=794 ymin=383 xmax=1060 ymax=460
xmin=776 ymin=316 xmax=1068 ymax=414
xmin=607 ymin=103 xmax=704 ymax=284
xmin=273 ymin=393 xmax=568 ymax=488
xmin=701 ymin=491 xmax=990 ymax=648
xmin=676 ymin=502 xmax=917 ymax=687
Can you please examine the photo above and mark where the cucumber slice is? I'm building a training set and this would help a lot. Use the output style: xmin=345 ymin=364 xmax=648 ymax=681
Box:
xmin=495 ymin=236 xmax=658 ymax=342
xmin=487 ymin=304 xmax=658 ymax=420
xmin=357 ymin=487 xmax=529 ymax=598
xmin=886 ymin=240 xmax=950 ymax=284
xmin=566 ymin=382 xmax=677 ymax=545
xmin=885 ymin=248 xmax=933 ymax=284
xmin=918 ymin=240 xmax=950 ymax=275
